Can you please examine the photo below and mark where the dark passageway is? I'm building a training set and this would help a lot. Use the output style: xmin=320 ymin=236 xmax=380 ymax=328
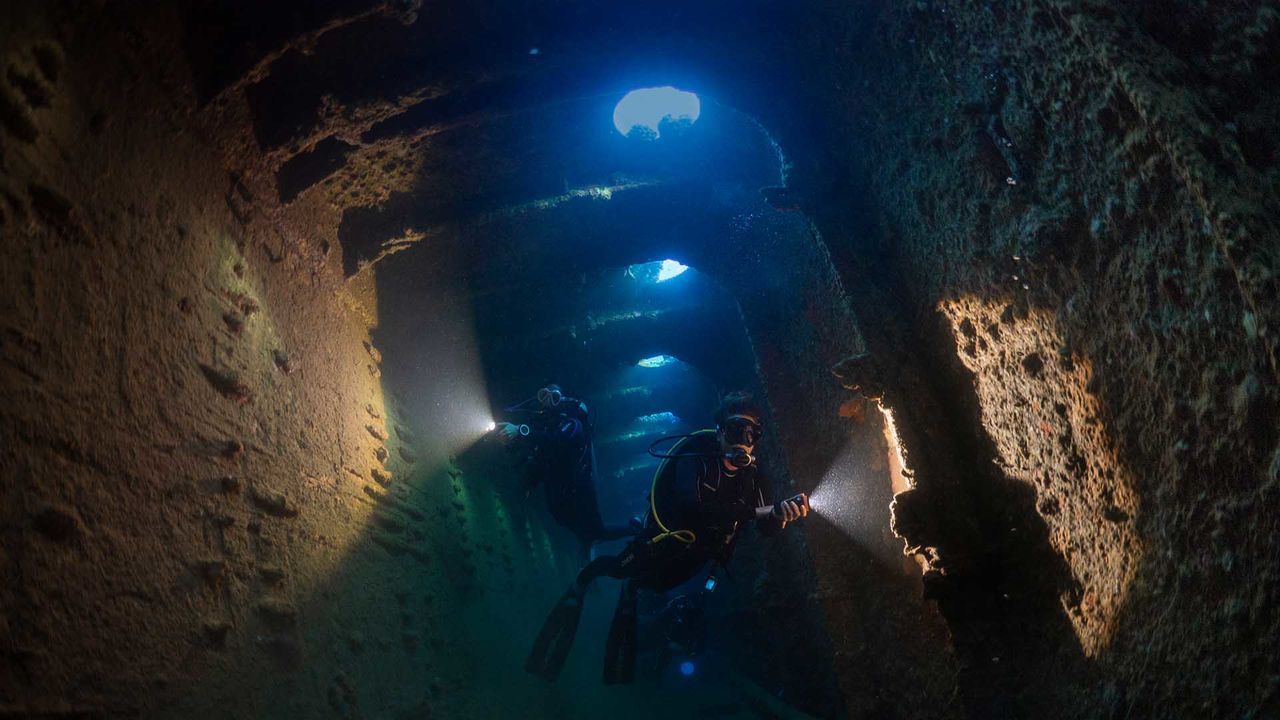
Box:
xmin=2 ymin=1 xmax=1278 ymax=719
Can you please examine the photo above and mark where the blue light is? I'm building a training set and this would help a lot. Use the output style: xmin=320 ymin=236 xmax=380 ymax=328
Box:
xmin=679 ymin=660 xmax=696 ymax=677
xmin=627 ymin=259 xmax=692 ymax=284
xmin=636 ymin=354 xmax=677 ymax=368
xmin=613 ymin=87 xmax=701 ymax=138
xmin=656 ymin=259 xmax=688 ymax=282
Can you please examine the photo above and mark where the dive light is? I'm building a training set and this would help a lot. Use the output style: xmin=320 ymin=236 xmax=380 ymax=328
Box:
xmin=754 ymin=493 xmax=810 ymax=519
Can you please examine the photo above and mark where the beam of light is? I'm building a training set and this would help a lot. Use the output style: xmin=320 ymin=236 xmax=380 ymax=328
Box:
xmin=637 ymin=411 xmax=679 ymax=425
xmin=610 ymin=458 xmax=658 ymax=479
xmin=636 ymin=354 xmax=677 ymax=368
xmin=613 ymin=86 xmax=701 ymax=138
xmin=480 ymin=181 xmax=656 ymax=223
xmin=601 ymin=384 xmax=653 ymax=401
xmin=423 ymin=378 xmax=495 ymax=455
xmin=604 ymin=429 xmax=651 ymax=443
xmin=656 ymin=259 xmax=689 ymax=282
xmin=805 ymin=405 xmax=922 ymax=573
xmin=389 ymin=245 xmax=494 ymax=464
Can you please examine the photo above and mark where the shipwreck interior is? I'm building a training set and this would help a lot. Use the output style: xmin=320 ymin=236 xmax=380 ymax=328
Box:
xmin=1 ymin=1 xmax=1278 ymax=719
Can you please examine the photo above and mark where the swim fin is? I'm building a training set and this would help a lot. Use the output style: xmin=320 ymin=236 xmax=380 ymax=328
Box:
xmin=602 ymin=582 xmax=638 ymax=685
xmin=525 ymin=587 xmax=584 ymax=682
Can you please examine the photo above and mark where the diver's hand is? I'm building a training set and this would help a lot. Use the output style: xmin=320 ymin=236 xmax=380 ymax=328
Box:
xmin=496 ymin=422 xmax=521 ymax=444
xmin=772 ymin=494 xmax=810 ymax=527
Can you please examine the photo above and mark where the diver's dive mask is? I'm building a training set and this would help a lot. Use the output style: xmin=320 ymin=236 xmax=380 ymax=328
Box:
xmin=721 ymin=415 xmax=762 ymax=468
xmin=722 ymin=415 xmax=762 ymax=446
xmin=537 ymin=386 xmax=564 ymax=408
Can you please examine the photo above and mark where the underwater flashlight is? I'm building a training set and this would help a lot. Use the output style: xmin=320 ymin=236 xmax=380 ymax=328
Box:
xmin=754 ymin=493 xmax=810 ymax=520
xmin=788 ymin=489 xmax=808 ymax=512
xmin=783 ymin=492 xmax=811 ymax=513
xmin=486 ymin=421 xmax=496 ymax=432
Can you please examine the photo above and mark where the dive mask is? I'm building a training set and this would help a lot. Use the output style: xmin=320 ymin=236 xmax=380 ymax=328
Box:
xmin=537 ymin=387 xmax=564 ymax=407
xmin=722 ymin=415 xmax=762 ymax=468
xmin=721 ymin=415 xmax=762 ymax=446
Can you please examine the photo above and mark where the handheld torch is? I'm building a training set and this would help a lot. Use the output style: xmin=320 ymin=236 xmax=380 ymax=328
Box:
xmin=754 ymin=493 xmax=811 ymax=520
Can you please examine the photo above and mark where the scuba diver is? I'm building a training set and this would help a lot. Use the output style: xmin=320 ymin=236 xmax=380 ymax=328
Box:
xmin=494 ymin=384 xmax=630 ymax=555
xmin=525 ymin=391 xmax=809 ymax=684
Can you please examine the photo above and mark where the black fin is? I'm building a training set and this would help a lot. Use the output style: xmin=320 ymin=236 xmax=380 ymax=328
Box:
xmin=525 ymin=588 xmax=584 ymax=682
xmin=603 ymin=582 xmax=639 ymax=685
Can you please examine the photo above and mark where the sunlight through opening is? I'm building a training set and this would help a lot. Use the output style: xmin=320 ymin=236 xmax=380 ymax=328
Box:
xmin=613 ymin=86 xmax=701 ymax=138
xmin=656 ymin=259 xmax=689 ymax=282
xmin=636 ymin=354 xmax=678 ymax=368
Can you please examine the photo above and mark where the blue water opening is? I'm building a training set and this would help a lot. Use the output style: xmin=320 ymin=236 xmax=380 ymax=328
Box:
xmin=613 ymin=86 xmax=701 ymax=138
xmin=679 ymin=660 xmax=697 ymax=677
xmin=636 ymin=354 xmax=678 ymax=369
xmin=627 ymin=259 xmax=690 ymax=283
xmin=656 ymin=259 xmax=688 ymax=282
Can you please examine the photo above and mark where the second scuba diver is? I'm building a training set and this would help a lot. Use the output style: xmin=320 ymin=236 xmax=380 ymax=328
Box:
xmin=525 ymin=391 xmax=809 ymax=684
xmin=495 ymin=384 xmax=631 ymax=557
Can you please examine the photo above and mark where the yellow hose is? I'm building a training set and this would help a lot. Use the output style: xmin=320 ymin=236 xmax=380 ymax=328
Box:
xmin=648 ymin=429 xmax=716 ymax=545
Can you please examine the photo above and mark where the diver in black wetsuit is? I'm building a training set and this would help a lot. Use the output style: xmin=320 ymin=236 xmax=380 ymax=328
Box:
xmin=495 ymin=384 xmax=629 ymax=554
xmin=525 ymin=391 xmax=809 ymax=684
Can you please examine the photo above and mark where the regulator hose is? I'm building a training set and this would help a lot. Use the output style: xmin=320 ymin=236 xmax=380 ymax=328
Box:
xmin=647 ymin=430 xmax=721 ymax=545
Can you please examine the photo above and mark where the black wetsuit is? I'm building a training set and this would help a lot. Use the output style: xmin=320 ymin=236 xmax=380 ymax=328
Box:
xmin=526 ymin=429 xmax=783 ymax=684
xmin=510 ymin=398 xmax=612 ymax=547
xmin=577 ymin=430 xmax=782 ymax=591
